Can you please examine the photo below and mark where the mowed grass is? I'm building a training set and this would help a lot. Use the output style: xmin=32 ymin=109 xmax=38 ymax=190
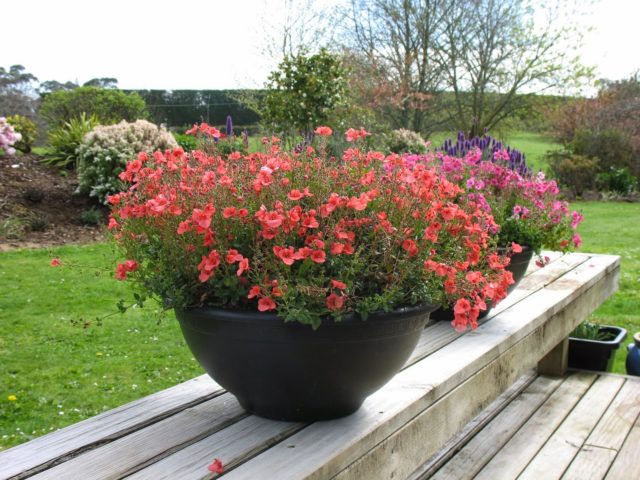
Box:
xmin=0 ymin=243 xmax=203 ymax=450
xmin=570 ymin=201 xmax=640 ymax=373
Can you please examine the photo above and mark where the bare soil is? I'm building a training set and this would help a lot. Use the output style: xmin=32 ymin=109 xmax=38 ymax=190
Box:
xmin=0 ymin=154 xmax=107 ymax=251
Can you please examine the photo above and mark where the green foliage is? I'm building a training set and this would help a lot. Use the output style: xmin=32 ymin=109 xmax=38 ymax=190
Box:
xmin=6 ymin=115 xmax=37 ymax=153
xmin=384 ymin=129 xmax=428 ymax=154
xmin=595 ymin=167 xmax=637 ymax=195
xmin=545 ymin=151 xmax=600 ymax=196
xmin=570 ymin=321 xmax=612 ymax=341
xmin=44 ymin=113 xmax=100 ymax=169
xmin=40 ymin=86 xmax=147 ymax=128
xmin=263 ymin=49 xmax=350 ymax=135
xmin=571 ymin=128 xmax=635 ymax=175
xmin=76 ymin=120 xmax=177 ymax=203
xmin=80 ymin=208 xmax=104 ymax=226
xmin=0 ymin=215 xmax=26 ymax=240
xmin=172 ymin=132 xmax=197 ymax=151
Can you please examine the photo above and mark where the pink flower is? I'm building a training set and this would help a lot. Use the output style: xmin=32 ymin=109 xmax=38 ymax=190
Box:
xmin=258 ymin=297 xmax=276 ymax=311
xmin=326 ymin=293 xmax=344 ymax=310
xmin=50 ymin=258 xmax=62 ymax=267
xmin=314 ymin=126 xmax=333 ymax=136
xmin=331 ymin=279 xmax=347 ymax=290
xmin=208 ymin=459 xmax=224 ymax=474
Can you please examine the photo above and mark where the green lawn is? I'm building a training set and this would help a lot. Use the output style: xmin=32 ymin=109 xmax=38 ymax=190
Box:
xmin=0 ymin=243 xmax=203 ymax=450
xmin=570 ymin=201 xmax=640 ymax=373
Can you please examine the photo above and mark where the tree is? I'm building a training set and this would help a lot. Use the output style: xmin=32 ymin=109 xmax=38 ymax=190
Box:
xmin=344 ymin=0 xmax=446 ymax=133
xmin=342 ymin=0 xmax=590 ymax=136
xmin=83 ymin=77 xmax=118 ymax=89
xmin=39 ymin=86 xmax=148 ymax=127
xmin=263 ymin=49 xmax=350 ymax=135
xmin=38 ymin=80 xmax=78 ymax=95
xmin=0 ymin=65 xmax=39 ymax=118
xmin=435 ymin=0 xmax=590 ymax=136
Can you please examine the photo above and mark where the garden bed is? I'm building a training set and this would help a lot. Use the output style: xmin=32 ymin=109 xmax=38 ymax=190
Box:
xmin=0 ymin=153 xmax=106 ymax=250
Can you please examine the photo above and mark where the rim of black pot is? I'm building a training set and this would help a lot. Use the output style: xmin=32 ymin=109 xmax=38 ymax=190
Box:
xmin=176 ymin=302 xmax=439 ymax=326
xmin=569 ymin=325 xmax=628 ymax=346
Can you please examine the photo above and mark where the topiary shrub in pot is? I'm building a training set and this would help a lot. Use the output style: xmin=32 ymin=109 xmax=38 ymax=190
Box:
xmin=104 ymin=125 xmax=514 ymax=420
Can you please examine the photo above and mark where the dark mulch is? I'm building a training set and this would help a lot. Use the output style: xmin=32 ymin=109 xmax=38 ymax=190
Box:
xmin=0 ymin=154 xmax=107 ymax=251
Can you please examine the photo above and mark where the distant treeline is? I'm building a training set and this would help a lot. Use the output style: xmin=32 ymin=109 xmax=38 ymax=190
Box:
xmin=124 ymin=89 xmax=571 ymax=134
xmin=125 ymin=90 xmax=264 ymax=129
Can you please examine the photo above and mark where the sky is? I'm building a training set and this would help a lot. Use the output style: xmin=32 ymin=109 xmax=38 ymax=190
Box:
xmin=3 ymin=0 xmax=639 ymax=91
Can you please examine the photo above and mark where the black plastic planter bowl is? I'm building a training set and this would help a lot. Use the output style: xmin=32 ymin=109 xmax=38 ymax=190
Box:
xmin=431 ymin=246 xmax=534 ymax=322
xmin=176 ymin=303 xmax=436 ymax=421
xmin=568 ymin=325 xmax=628 ymax=372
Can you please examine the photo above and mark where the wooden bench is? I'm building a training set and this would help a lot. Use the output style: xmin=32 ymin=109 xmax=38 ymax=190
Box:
xmin=0 ymin=252 xmax=620 ymax=480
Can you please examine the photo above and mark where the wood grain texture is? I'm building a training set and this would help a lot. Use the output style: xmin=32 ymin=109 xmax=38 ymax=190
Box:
xmin=29 ymin=393 xmax=244 ymax=480
xmin=474 ymin=372 xmax=598 ymax=480
xmin=517 ymin=374 xmax=624 ymax=480
xmin=538 ymin=337 xmax=569 ymax=377
xmin=563 ymin=377 xmax=640 ymax=480
xmin=126 ymin=416 xmax=304 ymax=480
xmin=410 ymin=371 xmax=539 ymax=480
xmin=605 ymin=413 xmax=640 ymax=479
xmin=0 ymin=375 xmax=221 ymax=480
xmin=585 ymin=378 xmax=640 ymax=451
xmin=562 ymin=446 xmax=618 ymax=480
xmin=426 ymin=375 xmax=562 ymax=480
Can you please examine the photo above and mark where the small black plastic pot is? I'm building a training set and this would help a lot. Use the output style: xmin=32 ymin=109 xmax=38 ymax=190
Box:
xmin=568 ymin=325 xmax=628 ymax=372
xmin=176 ymin=303 xmax=437 ymax=421
xmin=431 ymin=246 xmax=534 ymax=322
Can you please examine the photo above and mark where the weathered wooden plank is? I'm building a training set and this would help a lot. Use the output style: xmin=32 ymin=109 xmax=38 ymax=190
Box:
xmin=604 ymin=414 xmax=640 ymax=479
xmin=0 ymin=375 xmax=221 ymax=480
xmin=423 ymin=375 xmax=562 ymax=480
xmin=29 ymin=393 xmax=244 ymax=480
xmin=219 ymin=256 xmax=617 ymax=480
xmin=562 ymin=446 xmax=618 ymax=480
xmin=410 ymin=371 xmax=539 ymax=479
xmin=585 ymin=378 xmax=640 ymax=450
xmin=563 ymin=378 xmax=640 ymax=480
xmin=331 ymin=341 xmax=559 ymax=480
xmin=474 ymin=372 xmax=598 ymax=480
xmin=126 ymin=416 xmax=303 ymax=480
xmin=517 ymin=374 xmax=624 ymax=480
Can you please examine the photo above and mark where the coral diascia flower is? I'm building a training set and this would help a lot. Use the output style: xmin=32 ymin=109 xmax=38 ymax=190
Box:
xmin=108 ymin=125 xmax=516 ymax=330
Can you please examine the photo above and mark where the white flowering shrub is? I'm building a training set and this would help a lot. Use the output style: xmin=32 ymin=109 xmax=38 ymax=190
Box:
xmin=77 ymin=120 xmax=177 ymax=203
xmin=384 ymin=128 xmax=428 ymax=154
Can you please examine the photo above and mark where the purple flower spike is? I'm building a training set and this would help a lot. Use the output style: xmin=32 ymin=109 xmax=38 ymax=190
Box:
xmin=226 ymin=116 xmax=234 ymax=136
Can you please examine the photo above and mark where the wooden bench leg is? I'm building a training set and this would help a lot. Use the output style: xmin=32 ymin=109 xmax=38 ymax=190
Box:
xmin=538 ymin=337 xmax=569 ymax=376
